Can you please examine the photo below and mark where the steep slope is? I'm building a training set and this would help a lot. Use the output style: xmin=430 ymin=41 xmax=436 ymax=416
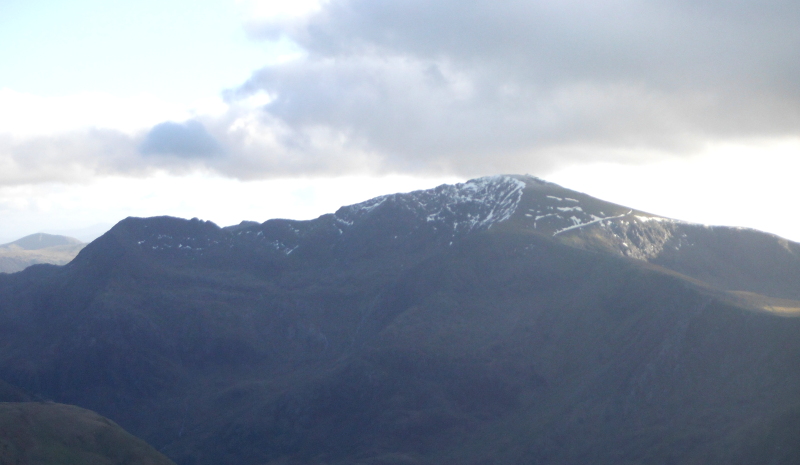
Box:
xmin=0 ymin=402 xmax=176 ymax=465
xmin=0 ymin=175 xmax=798 ymax=465
xmin=0 ymin=233 xmax=85 ymax=273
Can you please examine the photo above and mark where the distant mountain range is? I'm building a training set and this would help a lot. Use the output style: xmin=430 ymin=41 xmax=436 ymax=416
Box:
xmin=0 ymin=175 xmax=798 ymax=465
xmin=0 ymin=233 xmax=85 ymax=273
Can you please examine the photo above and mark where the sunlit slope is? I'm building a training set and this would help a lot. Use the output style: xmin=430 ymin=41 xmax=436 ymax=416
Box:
xmin=725 ymin=291 xmax=800 ymax=316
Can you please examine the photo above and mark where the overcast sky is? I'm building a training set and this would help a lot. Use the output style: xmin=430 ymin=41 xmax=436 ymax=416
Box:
xmin=1 ymin=0 xmax=798 ymax=243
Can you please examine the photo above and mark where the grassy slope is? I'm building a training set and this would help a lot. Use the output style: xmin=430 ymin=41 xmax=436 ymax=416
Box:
xmin=0 ymin=402 xmax=176 ymax=465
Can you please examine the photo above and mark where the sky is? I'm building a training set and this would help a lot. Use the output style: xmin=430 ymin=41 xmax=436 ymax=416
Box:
xmin=1 ymin=0 xmax=799 ymax=243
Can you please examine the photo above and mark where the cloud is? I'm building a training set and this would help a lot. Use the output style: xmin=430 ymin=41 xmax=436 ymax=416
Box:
xmin=231 ymin=0 xmax=800 ymax=175
xmin=139 ymin=120 xmax=223 ymax=158
xmin=0 ymin=130 xmax=139 ymax=186
xmin=2 ymin=0 xmax=799 ymax=186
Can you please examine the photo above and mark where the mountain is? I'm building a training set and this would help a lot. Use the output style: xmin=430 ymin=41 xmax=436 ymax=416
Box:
xmin=0 ymin=233 xmax=86 ymax=273
xmin=0 ymin=402 xmax=176 ymax=465
xmin=1 ymin=233 xmax=83 ymax=250
xmin=0 ymin=175 xmax=798 ymax=465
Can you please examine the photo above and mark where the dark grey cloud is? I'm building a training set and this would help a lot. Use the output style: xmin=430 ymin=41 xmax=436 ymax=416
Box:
xmin=235 ymin=0 xmax=800 ymax=176
xmin=139 ymin=120 xmax=223 ymax=158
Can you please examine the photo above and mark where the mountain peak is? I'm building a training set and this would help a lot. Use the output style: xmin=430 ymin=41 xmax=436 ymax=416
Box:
xmin=333 ymin=175 xmax=527 ymax=237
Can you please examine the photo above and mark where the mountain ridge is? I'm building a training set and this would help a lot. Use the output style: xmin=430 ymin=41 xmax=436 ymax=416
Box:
xmin=73 ymin=174 xmax=800 ymax=301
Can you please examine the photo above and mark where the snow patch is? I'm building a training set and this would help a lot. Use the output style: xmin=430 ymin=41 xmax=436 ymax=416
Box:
xmin=553 ymin=211 xmax=633 ymax=236
xmin=635 ymin=215 xmax=672 ymax=223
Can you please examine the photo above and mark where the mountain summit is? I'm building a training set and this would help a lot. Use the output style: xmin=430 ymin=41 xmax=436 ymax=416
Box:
xmin=1 ymin=175 xmax=799 ymax=465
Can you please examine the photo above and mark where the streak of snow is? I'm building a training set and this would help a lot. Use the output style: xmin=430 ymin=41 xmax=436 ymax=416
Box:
xmin=635 ymin=215 xmax=675 ymax=224
xmin=553 ymin=210 xmax=633 ymax=236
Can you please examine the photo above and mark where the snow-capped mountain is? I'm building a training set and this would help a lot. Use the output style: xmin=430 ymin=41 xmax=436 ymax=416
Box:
xmin=102 ymin=174 xmax=800 ymax=300
xmin=2 ymin=175 xmax=800 ymax=465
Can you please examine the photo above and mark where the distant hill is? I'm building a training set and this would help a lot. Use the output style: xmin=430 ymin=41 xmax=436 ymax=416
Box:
xmin=0 ymin=402 xmax=176 ymax=465
xmin=0 ymin=233 xmax=85 ymax=273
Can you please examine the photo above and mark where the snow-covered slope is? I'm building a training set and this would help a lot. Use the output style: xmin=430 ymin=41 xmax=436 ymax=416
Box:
xmin=334 ymin=175 xmax=526 ymax=236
